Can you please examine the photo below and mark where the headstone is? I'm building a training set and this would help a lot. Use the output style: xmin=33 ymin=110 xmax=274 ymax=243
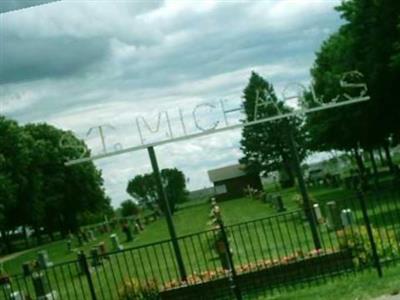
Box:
xmin=66 ymin=239 xmax=72 ymax=253
xmin=82 ymin=231 xmax=89 ymax=243
xmin=260 ymin=193 xmax=267 ymax=203
xmin=274 ymin=195 xmax=286 ymax=212
xmin=0 ymin=273 xmax=10 ymax=286
xmin=77 ymin=233 xmax=83 ymax=246
xmin=37 ymin=250 xmax=53 ymax=269
xmin=326 ymin=201 xmax=341 ymax=230
xmin=88 ymin=230 xmax=96 ymax=242
xmin=136 ymin=219 xmax=144 ymax=231
xmin=9 ymin=291 xmax=26 ymax=300
xmin=110 ymin=234 xmax=123 ymax=251
xmin=331 ymin=174 xmax=340 ymax=188
xmin=134 ymin=223 xmax=140 ymax=234
xmin=313 ymin=203 xmax=323 ymax=224
xmin=340 ymin=209 xmax=354 ymax=227
xmin=122 ymin=224 xmax=133 ymax=242
xmin=32 ymin=272 xmax=57 ymax=299
xmin=98 ymin=242 xmax=108 ymax=257
xmin=90 ymin=247 xmax=102 ymax=267
xmin=22 ymin=262 xmax=32 ymax=277
xmin=267 ymin=194 xmax=274 ymax=205
xmin=77 ymin=253 xmax=85 ymax=275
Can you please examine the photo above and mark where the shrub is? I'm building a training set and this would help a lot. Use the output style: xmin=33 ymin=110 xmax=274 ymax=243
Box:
xmin=337 ymin=226 xmax=400 ymax=268
xmin=292 ymin=193 xmax=316 ymax=211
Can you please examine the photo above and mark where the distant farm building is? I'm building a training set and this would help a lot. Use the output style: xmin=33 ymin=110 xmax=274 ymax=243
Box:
xmin=207 ymin=164 xmax=263 ymax=201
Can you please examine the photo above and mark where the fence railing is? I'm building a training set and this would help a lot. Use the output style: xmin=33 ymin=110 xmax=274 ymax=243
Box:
xmin=2 ymin=186 xmax=400 ymax=300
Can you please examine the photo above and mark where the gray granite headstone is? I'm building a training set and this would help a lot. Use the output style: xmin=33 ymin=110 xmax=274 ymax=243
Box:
xmin=313 ymin=203 xmax=323 ymax=224
xmin=340 ymin=208 xmax=354 ymax=227
xmin=37 ymin=250 xmax=53 ymax=269
xmin=326 ymin=201 xmax=341 ymax=230
xmin=110 ymin=234 xmax=123 ymax=251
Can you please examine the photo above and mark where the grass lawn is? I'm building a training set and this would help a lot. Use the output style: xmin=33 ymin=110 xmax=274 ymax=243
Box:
xmin=3 ymin=183 xmax=400 ymax=300
xmin=261 ymin=265 xmax=400 ymax=300
xmin=4 ymin=184 xmax=399 ymax=273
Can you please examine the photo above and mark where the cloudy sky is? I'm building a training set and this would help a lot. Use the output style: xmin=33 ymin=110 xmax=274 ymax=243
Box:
xmin=0 ymin=0 xmax=342 ymax=207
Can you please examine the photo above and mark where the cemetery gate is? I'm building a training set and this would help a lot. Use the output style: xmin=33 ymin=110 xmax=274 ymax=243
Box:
xmin=3 ymin=71 xmax=400 ymax=299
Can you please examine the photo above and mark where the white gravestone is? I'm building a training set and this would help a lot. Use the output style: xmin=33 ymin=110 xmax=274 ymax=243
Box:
xmin=88 ymin=230 xmax=96 ymax=241
xmin=10 ymin=291 xmax=26 ymax=300
xmin=326 ymin=201 xmax=341 ymax=230
xmin=37 ymin=250 xmax=54 ymax=269
xmin=340 ymin=209 xmax=354 ymax=227
xmin=110 ymin=234 xmax=123 ymax=251
xmin=313 ymin=203 xmax=323 ymax=224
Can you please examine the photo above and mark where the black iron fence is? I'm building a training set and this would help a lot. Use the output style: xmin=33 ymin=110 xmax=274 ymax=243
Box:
xmin=2 ymin=186 xmax=400 ymax=300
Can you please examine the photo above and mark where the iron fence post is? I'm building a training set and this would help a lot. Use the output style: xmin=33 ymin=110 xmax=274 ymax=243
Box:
xmin=286 ymin=120 xmax=322 ymax=250
xmin=78 ymin=251 xmax=98 ymax=300
xmin=215 ymin=216 xmax=242 ymax=300
xmin=356 ymin=188 xmax=383 ymax=277
xmin=147 ymin=146 xmax=187 ymax=281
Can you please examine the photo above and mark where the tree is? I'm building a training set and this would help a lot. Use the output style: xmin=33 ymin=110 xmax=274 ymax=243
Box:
xmin=161 ymin=168 xmax=188 ymax=210
xmin=120 ymin=199 xmax=141 ymax=217
xmin=126 ymin=168 xmax=188 ymax=214
xmin=126 ymin=174 xmax=157 ymax=210
xmin=22 ymin=123 xmax=111 ymax=236
xmin=0 ymin=116 xmax=112 ymax=251
xmin=307 ymin=0 xmax=400 ymax=174
xmin=0 ymin=116 xmax=31 ymax=251
xmin=305 ymin=30 xmax=369 ymax=172
xmin=240 ymin=72 xmax=307 ymax=187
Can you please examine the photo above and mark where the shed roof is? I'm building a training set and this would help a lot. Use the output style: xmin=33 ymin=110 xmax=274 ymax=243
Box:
xmin=207 ymin=164 xmax=248 ymax=183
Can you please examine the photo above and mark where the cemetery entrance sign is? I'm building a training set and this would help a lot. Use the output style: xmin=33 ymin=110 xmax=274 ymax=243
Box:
xmin=64 ymin=71 xmax=370 ymax=166
xmin=63 ymin=70 xmax=370 ymax=288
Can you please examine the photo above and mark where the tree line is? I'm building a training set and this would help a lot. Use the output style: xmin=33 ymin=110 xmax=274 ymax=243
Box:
xmin=0 ymin=117 xmax=112 ymax=253
xmin=240 ymin=0 xmax=400 ymax=181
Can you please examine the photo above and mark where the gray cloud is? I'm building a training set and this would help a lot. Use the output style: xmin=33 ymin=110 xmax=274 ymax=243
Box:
xmin=0 ymin=0 xmax=343 ymax=206
xmin=1 ymin=35 xmax=110 ymax=84
xmin=0 ymin=0 xmax=59 ymax=14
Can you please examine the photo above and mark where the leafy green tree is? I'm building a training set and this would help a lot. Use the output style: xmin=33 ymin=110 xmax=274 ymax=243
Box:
xmin=23 ymin=123 xmax=111 ymax=236
xmin=126 ymin=174 xmax=157 ymax=209
xmin=0 ymin=116 xmax=31 ymax=251
xmin=240 ymin=72 xmax=307 ymax=187
xmin=0 ymin=116 xmax=112 ymax=251
xmin=307 ymin=0 xmax=400 ymax=173
xmin=305 ymin=30 xmax=368 ymax=172
xmin=120 ymin=199 xmax=141 ymax=217
xmin=126 ymin=168 xmax=188 ymax=214
xmin=161 ymin=168 xmax=188 ymax=209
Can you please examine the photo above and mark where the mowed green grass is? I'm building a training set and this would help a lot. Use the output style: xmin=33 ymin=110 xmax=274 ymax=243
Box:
xmin=3 ymin=184 xmax=400 ymax=300
xmin=4 ymin=184 xmax=399 ymax=275
xmin=261 ymin=265 xmax=400 ymax=300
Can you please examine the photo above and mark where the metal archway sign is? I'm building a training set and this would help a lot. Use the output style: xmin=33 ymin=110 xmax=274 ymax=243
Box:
xmin=64 ymin=71 xmax=369 ymax=166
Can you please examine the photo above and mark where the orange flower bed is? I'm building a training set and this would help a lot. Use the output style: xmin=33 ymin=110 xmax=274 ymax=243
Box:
xmin=161 ymin=247 xmax=336 ymax=291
